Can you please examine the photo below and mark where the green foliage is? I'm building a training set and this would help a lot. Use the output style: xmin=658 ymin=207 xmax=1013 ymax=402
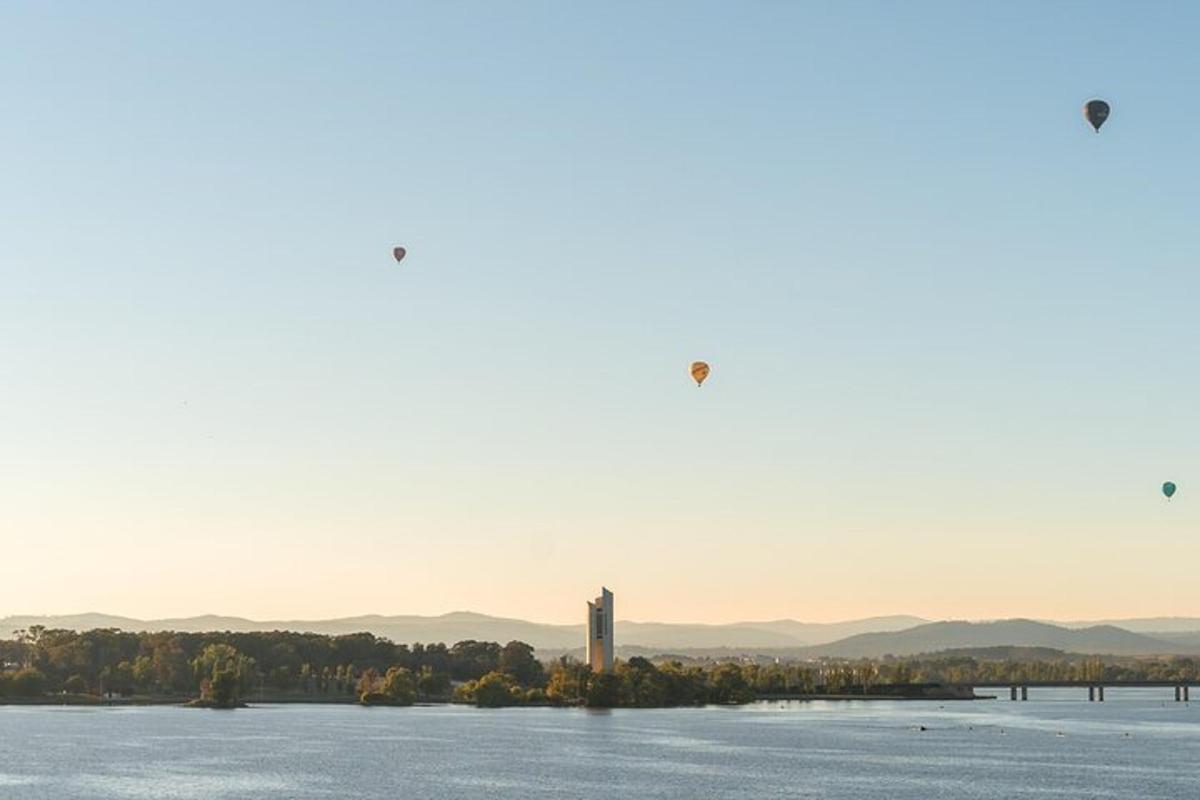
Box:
xmin=0 ymin=629 xmax=519 ymax=702
xmin=193 ymin=644 xmax=257 ymax=694
xmin=657 ymin=661 xmax=709 ymax=706
xmin=380 ymin=667 xmax=417 ymax=705
xmin=417 ymin=665 xmax=450 ymax=698
xmin=545 ymin=658 xmax=589 ymax=705
xmin=452 ymin=681 xmax=477 ymax=704
xmin=586 ymin=670 xmax=620 ymax=708
xmin=193 ymin=644 xmax=256 ymax=707
xmin=10 ymin=668 xmax=46 ymax=698
xmin=448 ymin=641 xmax=501 ymax=681
xmin=208 ymin=668 xmax=239 ymax=707
xmin=499 ymin=641 xmax=545 ymax=687
xmin=9 ymin=626 xmax=1198 ymax=710
xmin=131 ymin=655 xmax=156 ymax=692
xmin=616 ymin=657 xmax=669 ymax=707
xmin=473 ymin=671 xmax=522 ymax=708
xmin=707 ymin=663 xmax=754 ymax=704
xmin=101 ymin=661 xmax=135 ymax=696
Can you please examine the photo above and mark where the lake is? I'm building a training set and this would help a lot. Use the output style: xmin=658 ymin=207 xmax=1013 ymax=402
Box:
xmin=2 ymin=690 xmax=1199 ymax=798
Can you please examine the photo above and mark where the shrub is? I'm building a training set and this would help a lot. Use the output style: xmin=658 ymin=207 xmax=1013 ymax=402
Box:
xmin=11 ymin=668 xmax=47 ymax=698
xmin=359 ymin=691 xmax=396 ymax=706
xmin=380 ymin=667 xmax=417 ymax=705
xmin=473 ymin=671 xmax=519 ymax=708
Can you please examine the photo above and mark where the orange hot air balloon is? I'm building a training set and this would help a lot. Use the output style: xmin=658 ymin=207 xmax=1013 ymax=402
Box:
xmin=393 ymin=246 xmax=407 ymax=263
xmin=690 ymin=361 xmax=710 ymax=386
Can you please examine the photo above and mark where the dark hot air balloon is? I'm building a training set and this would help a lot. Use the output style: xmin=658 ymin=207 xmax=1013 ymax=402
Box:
xmin=1163 ymin=481 xmax=1177 ymax=500
xmin=393 ymin=246 xmax=407 ymax=263
xmin=1084 ymin=100 xmax=1110 ymax=132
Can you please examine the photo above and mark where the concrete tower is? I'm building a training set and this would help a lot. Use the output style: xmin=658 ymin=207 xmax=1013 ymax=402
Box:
xmin=586 ymin=587 xmax=614 ymax=672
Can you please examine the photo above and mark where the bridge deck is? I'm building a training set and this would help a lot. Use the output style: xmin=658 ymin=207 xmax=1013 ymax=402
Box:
xmin=971 ymin=681 xmax=1192 ymax=688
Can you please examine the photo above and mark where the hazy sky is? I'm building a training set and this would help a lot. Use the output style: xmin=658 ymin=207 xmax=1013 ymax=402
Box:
xmin=3 ymin=2 xmax=1199 ymax=624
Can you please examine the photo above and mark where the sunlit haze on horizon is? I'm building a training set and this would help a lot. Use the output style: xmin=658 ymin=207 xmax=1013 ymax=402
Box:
xmin=3 ymin=2 xmax=1200 ymax=625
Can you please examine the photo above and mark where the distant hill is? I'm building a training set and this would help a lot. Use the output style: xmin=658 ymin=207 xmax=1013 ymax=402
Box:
xmin=0 ymin=612 xmax=583 ymax=650
xmin=1144 ymin=631 xmax=1200 ymax=648
xmin=611 ymin=615 xmax=927 ymax=649
xmin=906 ymin=646 xmax=1082 ymax=661
xmin=802 ymin=620 xmax=1190 ymax=658
xmin=0 ymin=612 xmax=924 ymax=651
xmin=2 ymin=613 xmax=1195 ymax=657
xmin=1058 ymin=617 xmax=1200 ymax=634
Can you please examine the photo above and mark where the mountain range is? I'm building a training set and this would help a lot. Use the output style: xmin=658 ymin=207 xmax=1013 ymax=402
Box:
xmin=4 ymin=612 xmax=1200 ymax=658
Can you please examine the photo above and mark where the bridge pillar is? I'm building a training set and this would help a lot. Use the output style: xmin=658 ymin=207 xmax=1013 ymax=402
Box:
xmin=1088 ymin=686 xmax=1094 ymax=702
xmin=1176 ymin=686 xmax=1182 ymax=702
xmin=1185 ymin=686 xmax=1190 ymax=702
xmin=1098 ymin=686 xmax=1104 ymax=702
xmin=1020 ymin=686 xmax=1028 ymax=701
xmin=1011 ymin=686 xmax=1018 ymax=701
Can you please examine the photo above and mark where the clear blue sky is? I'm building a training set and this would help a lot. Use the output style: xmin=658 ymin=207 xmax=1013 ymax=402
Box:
xmin=2 ymin=1 xmax=1198 ymax=623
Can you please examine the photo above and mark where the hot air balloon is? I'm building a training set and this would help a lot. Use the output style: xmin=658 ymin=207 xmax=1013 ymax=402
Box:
xmin=690 ymin=361 xmax=710 ymax=387
xmin=393 ymin=246 xmax=407 ymax=263
xmin=1084 ymin=100 xmax=1110 ymax=132
xmin=1163 ymin=481 xmax=1177 ymax=500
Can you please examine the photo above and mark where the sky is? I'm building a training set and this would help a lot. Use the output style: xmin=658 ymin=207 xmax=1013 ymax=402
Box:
xmin=3 ymin=1 xmax=1199 ymax=625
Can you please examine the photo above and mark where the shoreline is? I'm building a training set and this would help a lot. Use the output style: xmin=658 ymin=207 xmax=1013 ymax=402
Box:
xmin=0 ymin=692 xmax=991 ymax=708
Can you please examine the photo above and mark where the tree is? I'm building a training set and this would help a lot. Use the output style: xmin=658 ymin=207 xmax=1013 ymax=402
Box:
xmin=472 ymin=671 xmax=521 ymax=708
xmin=266 ymin=643 xmax=301 ymax=690
xmin=546 ymin=658 xmax=589 ymax=705
xmin=708 ymin=663 xmax=753 ymax=704
xmin=132 ymin=655 xmax=156 ymax=692
xmin=191 ymin=644 xmax=256 ymax=706
xmin=356 ymin=667 xmax=381 ymax=697
xmin=616 ymin=657 xmax=668 ymax=707
xmin=448 ymin=640 xmax=501 ymax=681
xmin=149 ymin=637 xmax=189 ymax=693
xmin=380 ymin=667 xmax=417 ymax=705
xmin=417 ymin=666 xmax=450 ymax=699
xmin=658 ymin=661 xmax=707 ymax=706
xmin=11 ymin=667 xmax=46 ymax=697
xmin=499 ymin=641 xmax=545 ymax=686
xmin=208 ymin=668 xmax=239 ymax=707
xmin=101 ymin=661 xmax=135 ymax=696
xmin=586 ymin=670 xmax=620 ymax=708
xmin=452 ymin=681 xmax=477 ymax=704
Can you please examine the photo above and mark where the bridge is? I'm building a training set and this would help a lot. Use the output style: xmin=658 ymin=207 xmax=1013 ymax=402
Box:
xmin=756 ymin=682 xmax=1196 ymax=702
xmin=973 ymin=681 xmax=1193 ymax=702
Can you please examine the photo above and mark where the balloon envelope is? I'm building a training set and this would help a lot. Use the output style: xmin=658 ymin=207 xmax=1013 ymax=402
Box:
xmin=1163 ymin=481 xmax=1177 ymax=499
xmin=1084 ymin=100 xmax=1110 ymax=132
xmin=690 ymin=361 xmax=710 ymax=386
xmin=393 ymin=246 xmax=407 ymax=263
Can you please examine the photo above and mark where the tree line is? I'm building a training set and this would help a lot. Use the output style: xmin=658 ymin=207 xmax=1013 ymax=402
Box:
xmin=0 ymin=627 xmax=544 ymax=706
xmin=4 ymin=627 xmax=1200 ymax=708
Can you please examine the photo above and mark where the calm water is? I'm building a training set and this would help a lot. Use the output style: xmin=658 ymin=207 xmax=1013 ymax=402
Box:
xmin=2 ymin=690 xmax=1199 ymax=798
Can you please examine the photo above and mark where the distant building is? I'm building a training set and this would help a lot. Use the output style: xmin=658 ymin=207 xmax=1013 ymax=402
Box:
xmin=586 ymin=587 xmax=614 ymax=672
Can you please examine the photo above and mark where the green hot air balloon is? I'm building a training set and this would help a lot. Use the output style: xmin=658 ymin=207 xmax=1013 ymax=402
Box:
xmin=1163 ymin=481 xmax=1177 ymax=500
xmin=1084 ymin=99 xmax=1110 ymax=132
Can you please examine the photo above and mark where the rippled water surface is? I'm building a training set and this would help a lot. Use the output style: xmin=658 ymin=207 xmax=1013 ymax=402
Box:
xmin=2 ymin=690 xmax=1199 ymax=798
